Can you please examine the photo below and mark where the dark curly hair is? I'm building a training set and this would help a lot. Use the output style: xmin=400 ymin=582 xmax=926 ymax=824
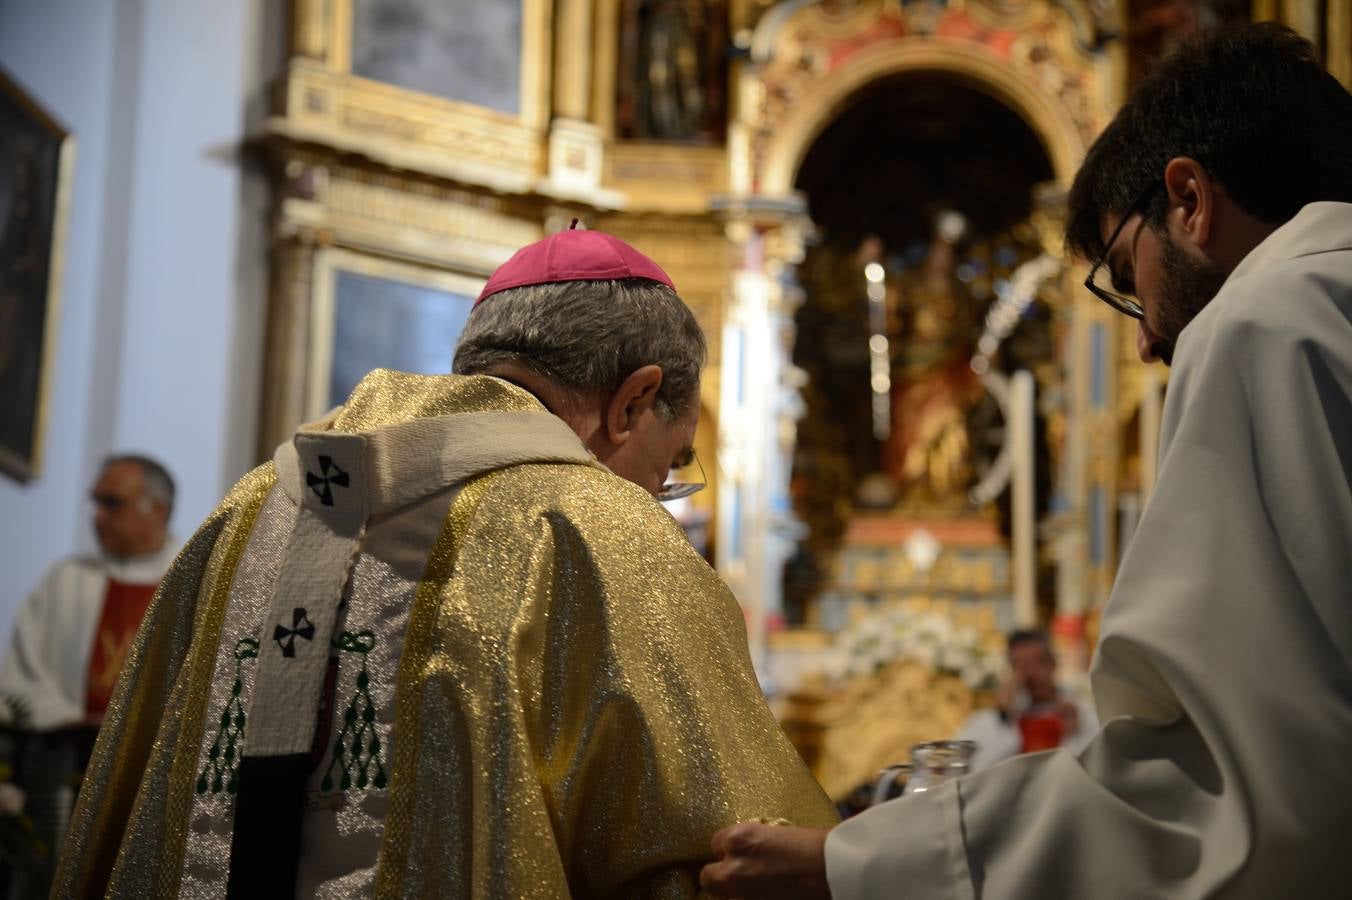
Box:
xmin=1066 ymin=23 xmax=1352 ymax=261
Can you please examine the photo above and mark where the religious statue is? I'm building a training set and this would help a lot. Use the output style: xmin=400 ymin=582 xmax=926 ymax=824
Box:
xmin=882 ymin=213 xmax=984 ymax=510
xmin=791 ymin=238 xmax=886 ymax=542
xmin=783 ymin=236 xmax=892 ymax=620
xmin=637 ymin=0 xmax=705 ymax=139
xmin=619 ymin=0 xmax=728 ymax=141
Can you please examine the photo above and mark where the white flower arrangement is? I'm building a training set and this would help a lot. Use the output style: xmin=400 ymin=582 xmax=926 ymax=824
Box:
xmin=838 ymin=605 xmax=1004 ymax=692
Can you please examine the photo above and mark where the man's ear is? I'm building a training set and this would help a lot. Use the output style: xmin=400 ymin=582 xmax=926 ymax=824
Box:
xmin=1163 ymin=156 xmax=1215 ymax=249
xmin=604 ymin=365 xmax=664 ymax=444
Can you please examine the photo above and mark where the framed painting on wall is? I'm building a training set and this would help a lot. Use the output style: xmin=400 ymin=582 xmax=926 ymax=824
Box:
xmin=306 ymin=249 xmax=483 ymax=419
xmin=350 ymin=0 xmax=525 ymax=116
xmin=277 ymin=0 xmax=549 ymax=192
xmin=0 ymin=66 xmax=74 ymax=482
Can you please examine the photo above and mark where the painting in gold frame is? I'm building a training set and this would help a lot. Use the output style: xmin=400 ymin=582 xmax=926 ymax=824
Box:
xmin=306 ymin=248 xmax=484 ymax=420
xmin=349 ymin=0 xmax=525 ymax=115
xmin=276 ymin=0 xmax=550 ymax=192
xmin=0 ymin=66 xmax=74 ymax=482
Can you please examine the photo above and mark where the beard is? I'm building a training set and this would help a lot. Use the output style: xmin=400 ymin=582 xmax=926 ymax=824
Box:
xmin=1150 ymin=233 xmax=1229 ymax=366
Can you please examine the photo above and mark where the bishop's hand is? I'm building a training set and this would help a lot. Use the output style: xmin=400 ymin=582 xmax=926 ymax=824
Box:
xmin=700 ymin=821 xmax=832 ymax=899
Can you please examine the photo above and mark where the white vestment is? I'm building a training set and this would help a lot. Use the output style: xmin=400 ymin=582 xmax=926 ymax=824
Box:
xmin=0 ymin=542 xmax=179 ymax=729
xmin=826 ymin=201 xmax=1352 ymax=899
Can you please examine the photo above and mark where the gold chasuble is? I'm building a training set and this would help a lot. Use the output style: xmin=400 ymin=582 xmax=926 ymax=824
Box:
xmin=55 ymin=371 xmax=836 ymax=899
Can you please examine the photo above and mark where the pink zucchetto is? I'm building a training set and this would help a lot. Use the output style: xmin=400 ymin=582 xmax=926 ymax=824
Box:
xmin=475 ymin=222 xmax=676 ymax=306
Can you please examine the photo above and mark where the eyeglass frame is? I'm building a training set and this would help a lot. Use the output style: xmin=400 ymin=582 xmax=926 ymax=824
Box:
xmin=1083 ymin=179 xmax=1161 ymax=321
xmin=90 ymin=491 xmax=150 ymax=512
xmin=657 ymin=449 xmax=707 ymax=502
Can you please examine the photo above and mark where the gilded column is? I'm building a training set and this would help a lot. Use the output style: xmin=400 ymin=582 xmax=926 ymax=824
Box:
xmin=1010 ymin=371 xmax=1038 ymax=628
xmin=257 ymin=226 xmax=321 ymax=461
xmin=544 ymin=0 xmax=619 ymax=203
xmin=1326 ymin=2 xmax=1352 ymax=89
xmin=553 ymin=0 xmax=593 ymax=121
xmin=291 ymin=0 xmax=332 ymax=63
xmin=1253 ymin=0 xmax=1350 ymax=87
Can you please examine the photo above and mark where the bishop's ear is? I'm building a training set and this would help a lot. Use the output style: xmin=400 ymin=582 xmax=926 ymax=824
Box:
xmin=1163 ymin=156 xmax=1215 ymax=248
xmin=604 ymin=365 xmax=664 ymax=444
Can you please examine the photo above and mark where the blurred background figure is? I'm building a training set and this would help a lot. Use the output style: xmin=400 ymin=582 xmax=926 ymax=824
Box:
xmin=956 ymin=629 xmax=1097 ymax=772
xmin=0 ymin=454 xmax=176 ymax=893
xmin=0 ymin=454 xmax=177 ymax=729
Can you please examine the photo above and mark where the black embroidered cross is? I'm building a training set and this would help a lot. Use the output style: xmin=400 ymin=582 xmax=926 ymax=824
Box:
xmin=273 ymin=607 xmax=316 ymax=658
xmin=306 ymin=455 xmax=349 ymax=506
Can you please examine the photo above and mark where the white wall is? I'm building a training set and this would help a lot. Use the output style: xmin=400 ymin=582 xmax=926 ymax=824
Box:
xmin=0 ymin=0 xmax=275 ymax=642
xmin=0 ymin=0 xmax=120 ymax=640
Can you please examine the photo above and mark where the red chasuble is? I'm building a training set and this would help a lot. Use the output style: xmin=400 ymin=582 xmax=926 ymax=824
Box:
xmin=85 ymin=580 xmax=158 ymax=719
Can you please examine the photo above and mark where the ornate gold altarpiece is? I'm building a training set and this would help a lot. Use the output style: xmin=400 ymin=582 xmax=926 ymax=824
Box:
xmin=254 ymin=0 xmax=1287 ymax=793
xmin=720 ymin=0 xmax=1128 ymax=672
xmin=781 ymin=660 xmax=979 ymax=800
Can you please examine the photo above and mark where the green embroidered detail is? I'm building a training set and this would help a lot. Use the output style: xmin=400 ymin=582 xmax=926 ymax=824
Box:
xmin=322 ymin=630 xmax=387 ymax=792
xmin=195 ymin=628 xmax=387 ymax=797
xmin=196 ymin=638 xmax=259 ymax=795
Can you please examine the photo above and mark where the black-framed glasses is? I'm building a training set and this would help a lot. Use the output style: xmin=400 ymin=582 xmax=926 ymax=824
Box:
xmin=90 ymin=492 xmax=131 ymax=511
xmin=1084 ymin=180 xmax=1159 ymax=320
xmin=658 ymin=450 xmax=706 ymax=502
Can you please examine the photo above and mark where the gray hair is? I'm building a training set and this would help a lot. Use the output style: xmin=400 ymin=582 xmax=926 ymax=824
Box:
xmin=103 ymin=454 xmax=176 ymax=518
xmin=453 ymin=278 xmax=707 ymax=419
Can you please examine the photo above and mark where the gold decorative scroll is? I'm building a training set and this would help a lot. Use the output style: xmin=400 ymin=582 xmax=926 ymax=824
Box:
xmin=780 ymin=660 xmax=979 ymax=801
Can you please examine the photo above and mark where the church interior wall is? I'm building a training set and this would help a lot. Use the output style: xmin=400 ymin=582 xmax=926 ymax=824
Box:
xmin=0 ymin=0 xmax=276 ymax=641
xmin=1 ymin=0 xmax=124 ymax=643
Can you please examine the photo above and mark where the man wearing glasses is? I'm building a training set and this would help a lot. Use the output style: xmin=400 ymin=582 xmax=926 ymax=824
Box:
xmin=702 ymin=22 xmax=1352 ymax=899
xmin=1 ymin=455 xmax=178 ymax=729
xmin=56 ymin=228 xmax=836 ymax=897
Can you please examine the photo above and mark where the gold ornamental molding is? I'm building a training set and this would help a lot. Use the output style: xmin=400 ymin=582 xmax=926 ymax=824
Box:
xmin=780 ymin=660 xmax=979 ymax=800
xmin=961 ymin=0 xmax=1048 ymax=32
xmin=275 ymin=0 xmax=551 ymax=196
xmin=322 ymin=178 xmax=539 ymax=266
xmin=258 ymin=231 xmax=321 ymax=461
xmin=757 ymin=35 xmax=1089 ymax=195
xmin=270 ymin=63 xmax=543 ymax=196
xmin=603 ymin=143 xmax=730 ymax=214
xmin=739 ymin=1 xmax=1111 ymax=199
xmin=270 ymin=152 xmax=542 ymax=273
